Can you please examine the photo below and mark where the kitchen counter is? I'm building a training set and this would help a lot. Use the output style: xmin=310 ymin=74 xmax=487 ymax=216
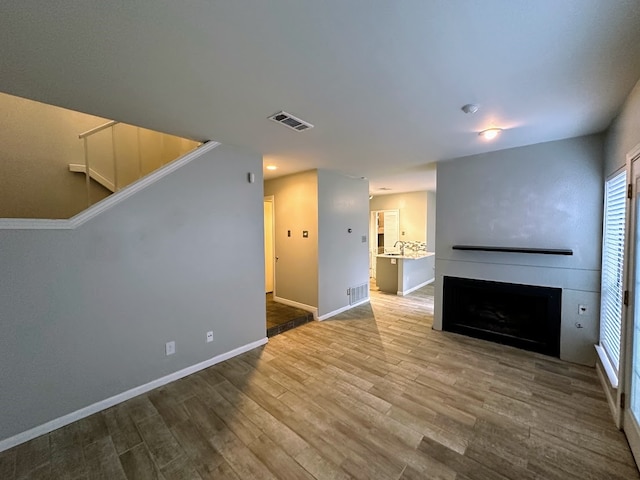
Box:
xmin=376 ymin=252 xmax=434 ymax=260
xmin=376 ymin=252 xmax=435 ymax=295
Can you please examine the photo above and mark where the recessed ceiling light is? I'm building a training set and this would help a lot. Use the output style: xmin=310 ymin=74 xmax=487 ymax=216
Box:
xmin=479 ymin=128 xmax=502 ymax=140
xmin=461 ymin=104 xmax=479 ymax=114
xmin=266 ymin=165 xmax=277 ymax=171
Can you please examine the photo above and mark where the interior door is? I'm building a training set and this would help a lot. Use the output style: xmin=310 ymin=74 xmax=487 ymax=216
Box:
xmin=369 ymin=210 xmax=401 ymax=278
xmin=624 ymin=157 xmax=640 ymax=465
xmin=383 ymin=210 xmax=400 ymax=252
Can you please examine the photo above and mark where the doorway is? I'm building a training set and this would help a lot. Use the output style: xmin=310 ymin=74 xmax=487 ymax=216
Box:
xmin=264 ymin=196 xmax=274 ymax=294
xmin=369 ymin=209 xmax=399 ymax=279
xmin=263 ymin=195 xmax=313 ymax=337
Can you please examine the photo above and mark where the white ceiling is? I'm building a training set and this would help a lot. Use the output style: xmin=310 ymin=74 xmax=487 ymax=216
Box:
xmin=1 ymin=1 xmax=640 ymax=194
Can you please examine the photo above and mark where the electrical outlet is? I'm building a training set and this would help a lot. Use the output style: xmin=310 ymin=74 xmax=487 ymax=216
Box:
xmin=206 ymin=331 xmax=213 ymax=343
xmin=578 ymin=305 xmax=587 ymax=315
xmin=165 ymin=341 xmax=175 ymax=356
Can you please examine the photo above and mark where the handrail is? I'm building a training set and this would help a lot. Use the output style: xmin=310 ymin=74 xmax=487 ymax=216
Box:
xmin=78 ymin=120 xmax=118 ymax=139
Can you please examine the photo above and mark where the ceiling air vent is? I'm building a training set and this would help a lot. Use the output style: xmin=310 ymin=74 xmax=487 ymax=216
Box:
xmin=268 ymin=111 xmax=314 ymax=132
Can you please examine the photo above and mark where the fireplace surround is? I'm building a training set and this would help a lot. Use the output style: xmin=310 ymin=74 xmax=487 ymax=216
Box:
xmin=442 ymin=276 xmax=562 ymax=357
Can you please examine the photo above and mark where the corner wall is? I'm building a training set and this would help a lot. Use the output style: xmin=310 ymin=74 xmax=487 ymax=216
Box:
xmin=0 ymin=144 xmax=266 ymax=444
xmin=317 ymin=170 xmax=369 ymax=318
xmin=435 ymin=135 xmax=604 ymax=366
xmin=606 ymin=76 xmax=640 ymax=176
xmin=427 ymin=191 xmax=436 ymax=252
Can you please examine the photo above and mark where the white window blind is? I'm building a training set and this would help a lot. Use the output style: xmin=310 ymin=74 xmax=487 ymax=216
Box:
xmin=600 ymin=170 xmax=627 ymax=375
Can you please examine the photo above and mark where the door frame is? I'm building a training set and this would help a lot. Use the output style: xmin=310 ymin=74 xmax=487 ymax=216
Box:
xmin=369 ymin=209 xmax=400 ymax=279
xmin=264 ymin=195 xmax=275 ymax=295
xmin=621 ymin=143 xmax=640 ymax=465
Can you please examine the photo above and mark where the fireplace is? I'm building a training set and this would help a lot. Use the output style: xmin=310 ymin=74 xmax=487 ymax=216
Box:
xmin=442 ymin=276 xmax=561 ymax=357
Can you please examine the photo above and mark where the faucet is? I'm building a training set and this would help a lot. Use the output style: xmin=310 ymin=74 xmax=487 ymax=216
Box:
xmin=394 ymin=240 xmax=405 ymax=255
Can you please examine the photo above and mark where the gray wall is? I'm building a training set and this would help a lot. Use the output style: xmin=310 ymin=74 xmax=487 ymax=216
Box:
xmin=264 ymin=171 xmax=319 ymax=309
xmin=606 ymin=76 xmax=640 ymax=176
xmin=435 ymin=135 xmax=604 ymax=366
xmin=0 ymin=144 xmax=266 ymax=442
xmin=317 ymin=170 xmax=369 ymax=317
xmin=427 ymin=191 xmax=436 ymax=252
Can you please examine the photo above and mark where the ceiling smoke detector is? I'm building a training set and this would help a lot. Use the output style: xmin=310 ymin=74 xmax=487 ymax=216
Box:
xmin=268 ymin=111 xmax=314 ymax=132
xmin=461 ymin=104 xmax=479 ymax=114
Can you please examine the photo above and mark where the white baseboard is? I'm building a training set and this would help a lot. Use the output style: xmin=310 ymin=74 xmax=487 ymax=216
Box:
xmin=273 ymin=295 xmax=318 ymax=319
xmin=318 ymin=298 xmax=370 ymax=321
xmin=397 ymin=278 xmax=434 ymax=296
xmin=0 ymin=336 xmax=267 ymax=453
xmin=596 ymin=360 xmax=620 ymax=428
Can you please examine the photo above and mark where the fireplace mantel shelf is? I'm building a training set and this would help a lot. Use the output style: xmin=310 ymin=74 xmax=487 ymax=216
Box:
xmin=452 ymin=245 xmax=573 ymax=256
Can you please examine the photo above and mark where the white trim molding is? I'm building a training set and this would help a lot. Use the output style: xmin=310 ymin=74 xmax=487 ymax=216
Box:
xmin=397 ymin=278 xmax=434 ymax=296
xmin=273 ymin=296 xmax=318 ymax=320
xmin=0 ymin=219 xmax=75 ymax=230
xmin=317 ymin=298 xmax=370 ymax=321
xmin=627 ymin=142 xmax=640 ymax=163
xmin=0 ymin=141 xmax=220 ymax=230
xmin=0 ymin=336 xmax=266 ymax=453
xmin=68 ymin=164 xmax=115 ymax=192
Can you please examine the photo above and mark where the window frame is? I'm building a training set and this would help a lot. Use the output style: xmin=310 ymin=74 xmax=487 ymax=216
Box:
xmin=597 ymin=168 xmax=628 ymax=388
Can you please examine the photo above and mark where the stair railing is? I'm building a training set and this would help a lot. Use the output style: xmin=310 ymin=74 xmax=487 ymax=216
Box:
xmin=78 ymin=120 xmax=119 ymax=207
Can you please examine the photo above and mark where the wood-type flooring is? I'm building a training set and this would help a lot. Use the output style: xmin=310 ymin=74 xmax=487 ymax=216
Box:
xmin=1 ymin=284 xmax=638 ymax=479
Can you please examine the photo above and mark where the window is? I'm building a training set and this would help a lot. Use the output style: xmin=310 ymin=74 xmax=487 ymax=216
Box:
xmin=599 ymin=169 xmax=627 ymax=384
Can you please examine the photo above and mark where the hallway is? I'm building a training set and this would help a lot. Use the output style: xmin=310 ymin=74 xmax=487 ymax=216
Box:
xmin=266 ymin=293 xmax=313 ymax=337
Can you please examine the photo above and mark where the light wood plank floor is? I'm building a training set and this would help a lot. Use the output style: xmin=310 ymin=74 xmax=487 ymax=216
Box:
xmin=2 ymin=285 xmax=638 ymax=479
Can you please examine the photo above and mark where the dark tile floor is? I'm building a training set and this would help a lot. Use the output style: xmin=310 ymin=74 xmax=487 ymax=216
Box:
xmin=265 ymin=293 xmax=314 ymax=337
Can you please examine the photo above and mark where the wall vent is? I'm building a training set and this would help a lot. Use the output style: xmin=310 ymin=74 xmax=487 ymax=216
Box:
xmin=268 ymin=111 xmax=314 ymax=132
xmin=349 ymin=283 xmax=369 ymax=305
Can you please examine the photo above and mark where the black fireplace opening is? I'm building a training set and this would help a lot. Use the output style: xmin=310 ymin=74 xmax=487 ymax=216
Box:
xmin=442 ymin=276 xmax=561 ymax=357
